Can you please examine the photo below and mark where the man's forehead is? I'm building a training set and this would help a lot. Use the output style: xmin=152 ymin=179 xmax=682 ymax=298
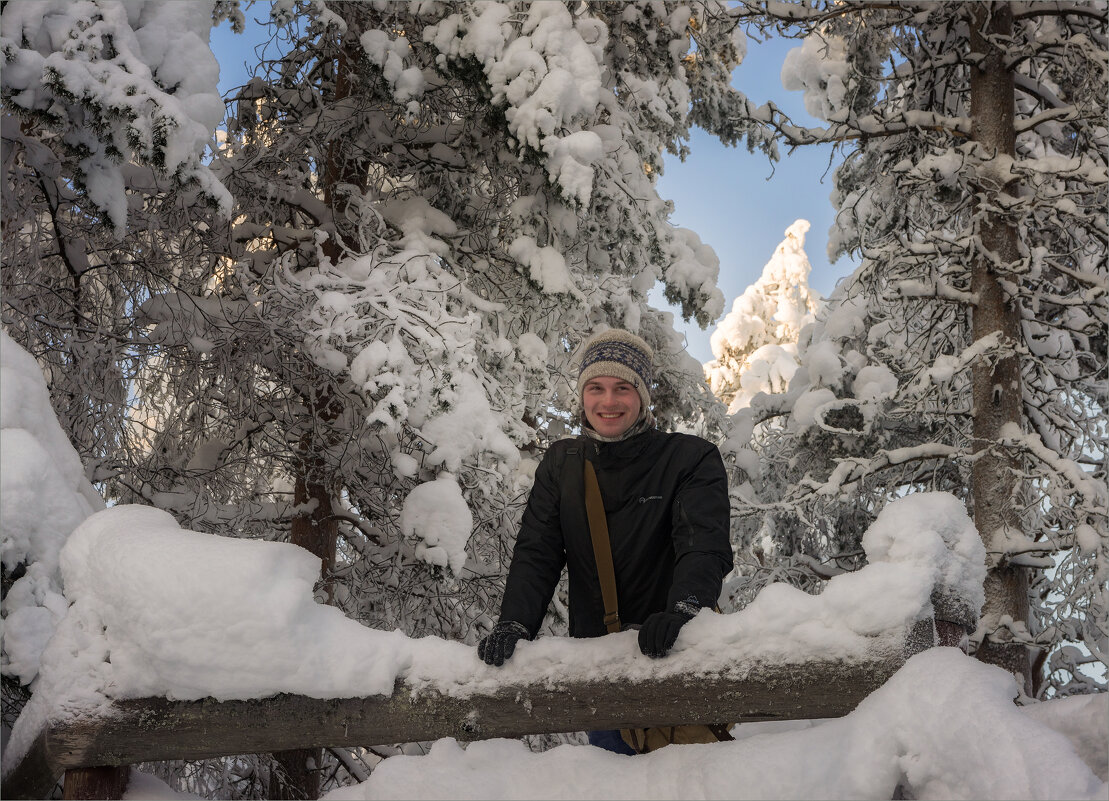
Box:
xmin=583 ymin=376 xmax=636 ymax=387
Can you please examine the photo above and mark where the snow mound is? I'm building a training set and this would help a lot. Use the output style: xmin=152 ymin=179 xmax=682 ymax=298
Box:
xmin=56 ymin=505 xmax=413 ymax=704
xmin=863 ymin=491 xmax=986 ymax=623
xmin=322 ymin=650 xmax=1106 ymax=801
xmin=1 ymin=330 xmax=104 ymax=686
xmin=4 ymin=490 xmax=990 ymax=779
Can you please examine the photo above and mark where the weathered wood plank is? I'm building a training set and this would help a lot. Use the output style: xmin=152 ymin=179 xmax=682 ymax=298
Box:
xmin=3 ymin=731 xmax=57 ymax=801
xmin=2 ymin=620 xmax=933 ymax=800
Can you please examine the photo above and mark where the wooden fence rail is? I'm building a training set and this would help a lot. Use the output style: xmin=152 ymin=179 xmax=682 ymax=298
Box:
xmin=2 ymin=619 xmax=943 ymax=800
xmin=4 ymin=616 xmax=949 ymax=798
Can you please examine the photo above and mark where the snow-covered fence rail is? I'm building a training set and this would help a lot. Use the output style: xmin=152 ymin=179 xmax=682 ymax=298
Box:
xmin=4 ymin=620 xmax=939 ymax=800
xmin=1 ymin=494 xmax=985 ymax=800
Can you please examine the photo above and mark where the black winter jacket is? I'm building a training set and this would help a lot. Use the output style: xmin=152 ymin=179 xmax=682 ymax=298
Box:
xmin=499 ymin=429 xmax=733 ymax=639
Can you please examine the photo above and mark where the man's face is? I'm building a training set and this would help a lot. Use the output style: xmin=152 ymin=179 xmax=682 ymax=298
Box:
xmin=582 ymin=375 xmax=642 ymax=438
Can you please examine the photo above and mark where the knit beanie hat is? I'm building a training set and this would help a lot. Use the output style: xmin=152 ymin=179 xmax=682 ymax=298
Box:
xmin=577 ymin=329 xmax=654 ymax=412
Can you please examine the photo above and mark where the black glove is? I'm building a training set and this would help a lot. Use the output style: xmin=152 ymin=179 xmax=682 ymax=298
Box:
xmin=478 ymin=620 xmax=531 ymax=666
xmin=638 ymin=597 xmax=701 ymax=658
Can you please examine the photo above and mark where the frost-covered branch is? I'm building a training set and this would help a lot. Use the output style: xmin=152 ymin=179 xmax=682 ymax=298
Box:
xmin=802 ymin=444 xmax=962 ymax=497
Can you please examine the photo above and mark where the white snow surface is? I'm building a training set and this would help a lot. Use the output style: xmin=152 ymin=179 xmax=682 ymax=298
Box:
xmin=781 ymin=33 xmax=851 ymax=123
xmin=1 ymin=330 xmax=104 ymax=686
xmin=1020 ymin=693 xmax=1109 ymax=782
xmin=853 ymin=362 xmax=898 ymax=401
xmin=0 ymin=331 xmax=103 ymax=575
xmin=123 ymin=770 xmax=202 ymax=800
xmin=789 ymin=386 xmax=837 ymax=429
xmin=863 ymin=492 xmax=986 ymax=618
xmin=508 ymin=235 xmax=579 ymax=297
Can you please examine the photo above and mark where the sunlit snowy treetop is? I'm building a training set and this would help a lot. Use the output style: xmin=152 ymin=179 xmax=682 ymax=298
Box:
xmin=706 ymin=219 xmax=821 ymax=413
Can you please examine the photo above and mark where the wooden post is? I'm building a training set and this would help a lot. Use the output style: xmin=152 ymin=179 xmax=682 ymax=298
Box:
xmin=62 ymin=766 xmax=128 ymax=800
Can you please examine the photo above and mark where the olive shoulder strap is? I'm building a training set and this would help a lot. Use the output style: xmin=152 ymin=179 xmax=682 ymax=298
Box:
xmin=583 ymin=458 xmax=622 ymax=634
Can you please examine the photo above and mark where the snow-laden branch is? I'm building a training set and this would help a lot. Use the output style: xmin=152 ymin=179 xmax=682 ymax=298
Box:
xmin=999 ymin=423 xmax=1109 ymax=511
xmin=730 ymin=1 xmax=920 ymax=25
xmin=1014 ymin=105 xmax=1082 ymax=134
xmin=895 ymin=280 xmax=979 ymax=305
xmin=1037 ymin=257 xmax=1109 ymax=291
xmin=1010 ymin=2 xmax=1109 ymax=23
xmin=742 ymin=97 xmax=971 ymax=149
xmin=1012 ymin=72 xmax=1068 ymax=109
xmin=803 ymin=444 xmax=962 ymax=497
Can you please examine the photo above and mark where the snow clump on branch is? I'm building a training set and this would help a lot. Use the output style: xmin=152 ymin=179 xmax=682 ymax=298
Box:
xmin=400 ymin=475 xmax=473 ymax=577
xmin=0 ymin=0 xmax=232 ymax=235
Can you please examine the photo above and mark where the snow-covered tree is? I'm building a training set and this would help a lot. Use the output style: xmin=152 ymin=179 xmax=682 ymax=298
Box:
xmin=0 ymin=1 xmax=250 ymax=791
xmin=723 ymin=1 xmax=1107 ymax=696
xmin=1 ymin=0 xmax=235 ymax=469
xmin=705 ymin=218 xmax=821 ymax=412
xmin=125 ymin=0 xmax=747 ymax=629
xmin=4 ymin=0 xmax=748 ymax=627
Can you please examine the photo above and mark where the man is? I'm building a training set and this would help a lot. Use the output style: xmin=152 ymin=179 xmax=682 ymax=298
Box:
xmin=478 ymin=329 xmax=733 ymax=753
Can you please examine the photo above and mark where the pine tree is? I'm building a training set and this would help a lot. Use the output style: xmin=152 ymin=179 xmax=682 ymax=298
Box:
xmin=723 ymin=1 xmax=1107 ymax=695
xmin=0 ymin=0 xmax=237 ymax=776
xmin=1 ymin=0 xmax=236 ymax=466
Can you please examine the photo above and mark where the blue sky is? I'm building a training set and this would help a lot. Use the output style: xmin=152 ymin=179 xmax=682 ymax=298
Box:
xmin=654 ymin=34 xmax=853 ymax=363
xmin=210 ymin=13 xmax=853 ymax=365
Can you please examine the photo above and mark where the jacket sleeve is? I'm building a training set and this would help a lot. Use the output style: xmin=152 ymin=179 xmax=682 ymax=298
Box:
xmin=667 ymin=442 xmax=734 ymax=610
xmin=498 ymin=446 xmax=567 ymax=638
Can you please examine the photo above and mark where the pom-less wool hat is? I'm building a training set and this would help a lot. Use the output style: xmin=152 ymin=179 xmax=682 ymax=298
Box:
xmin=577 ymin=329 xmax=654 ymax=412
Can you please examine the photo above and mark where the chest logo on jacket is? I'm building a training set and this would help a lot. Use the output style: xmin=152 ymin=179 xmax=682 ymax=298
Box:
xmin=638 ymin=495 xmax=663 ymax=504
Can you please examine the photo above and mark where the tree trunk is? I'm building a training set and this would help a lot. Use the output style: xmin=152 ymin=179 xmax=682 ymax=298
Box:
xmin=269 ymin=748 xmax=319 ymax=801
xmin=272 ymin=430 xmax=338 ymax=800
xmin=967 ymin=2 xmax=1032 ymax=693
xmin=274 ymin=11 xmax=369 ymax=796
xmin=290 ymin=431 xmax=340 ymax=598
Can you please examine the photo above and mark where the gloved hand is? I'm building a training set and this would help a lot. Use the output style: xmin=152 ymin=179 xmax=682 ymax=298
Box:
xmin=638 ymin=597 xmax=701 ymax=658
xmin=478 ymin=620 xmax=531 ymax=666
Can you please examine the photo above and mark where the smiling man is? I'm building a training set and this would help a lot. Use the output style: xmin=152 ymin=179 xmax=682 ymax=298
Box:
xmin=478 ymin=329 xmax=734 ymax=754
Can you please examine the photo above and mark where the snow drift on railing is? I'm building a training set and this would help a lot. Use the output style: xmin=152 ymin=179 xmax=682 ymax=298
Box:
xmin=4 ymin=490 xmax=984 ymax=778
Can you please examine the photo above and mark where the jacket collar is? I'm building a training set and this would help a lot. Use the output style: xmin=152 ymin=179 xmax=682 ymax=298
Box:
xmin=583 ymin=426 xmax=660 ymax=466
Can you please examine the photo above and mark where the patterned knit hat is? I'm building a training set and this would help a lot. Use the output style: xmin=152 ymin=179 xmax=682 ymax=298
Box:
xmin=577 ymin=329 xmax=654 ymax=412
